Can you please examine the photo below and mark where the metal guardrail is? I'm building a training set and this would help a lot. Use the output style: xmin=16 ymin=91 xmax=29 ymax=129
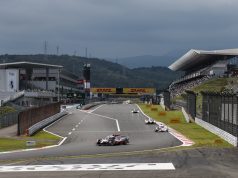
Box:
xmin=27 ymin=111 xmax=68 ymax=136
xmin=2 ymin=91 xmax=25 ymax=104
xmin=81 ymin=101 xmax=108 ymax=110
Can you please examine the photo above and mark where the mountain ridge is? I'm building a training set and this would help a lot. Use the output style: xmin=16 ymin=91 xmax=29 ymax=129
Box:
xmin=0 ymin=54 xmax=180 ymax=89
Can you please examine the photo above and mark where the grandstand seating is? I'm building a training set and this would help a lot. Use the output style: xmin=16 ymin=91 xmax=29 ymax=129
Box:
xmin=169 ymin=75 xmax=212 ymax=98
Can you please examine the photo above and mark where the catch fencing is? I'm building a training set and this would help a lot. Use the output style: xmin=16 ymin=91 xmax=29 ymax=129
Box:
xmin=201 ymin=92 xmax=238 ymax=137
xmin=186 ymin=91 xmax=197 ymax=119
xmin=0 ymin=112 xmax=19 ymax=128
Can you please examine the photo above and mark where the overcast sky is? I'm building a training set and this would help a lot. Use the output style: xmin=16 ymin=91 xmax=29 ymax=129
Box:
xmin=0 ymin=0 xmax=238 ymax=59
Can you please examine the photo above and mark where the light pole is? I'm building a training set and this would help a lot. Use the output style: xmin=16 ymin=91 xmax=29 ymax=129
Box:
xmin=57 ymin=69 xmax=61 ymax=102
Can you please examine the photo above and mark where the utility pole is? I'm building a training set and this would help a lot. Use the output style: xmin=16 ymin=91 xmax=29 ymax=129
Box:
xmin=85 ymin=48 xmax=88 ymax=58
xmin=56 ymin=45 xmax=59 ymax=55
xmin=44 ymin=41 xmax=48 ymax=55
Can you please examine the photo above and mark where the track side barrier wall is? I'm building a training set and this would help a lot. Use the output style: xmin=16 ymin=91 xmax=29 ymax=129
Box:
xmin=28 ymin=111 xmax=67 ymax=136
xmin=18 ymin=102 xmax=61 ymax=135
xmin=81 ymin=102 xmax=107 ymax=110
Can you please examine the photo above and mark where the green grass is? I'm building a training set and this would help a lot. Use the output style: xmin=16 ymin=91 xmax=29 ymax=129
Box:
xmin=191 ymin=77 xmax=235 ymax=115
xmin=0 ymin=130 xmax=61 ymax=152
xmin=139 ymin=104 xmax=233 ymax=148
xmin=0 ymin=106 xmax=16 ymax=117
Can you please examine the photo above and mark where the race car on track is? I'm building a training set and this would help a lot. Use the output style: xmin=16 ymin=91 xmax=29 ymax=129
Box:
xmin=145 ymin=118 xmax=156 ymax=124
xmin=131 ymin=109 xmax=139 ymax=113
xmin=96 ymin=134 xmax=129 ymax=146
xmin=155 ymin=124 xmax=168 ymax=132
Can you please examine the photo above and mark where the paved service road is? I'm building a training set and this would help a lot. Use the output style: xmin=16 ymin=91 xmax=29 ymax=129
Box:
xmin=0 ymin=104 xmax=181 ymax=161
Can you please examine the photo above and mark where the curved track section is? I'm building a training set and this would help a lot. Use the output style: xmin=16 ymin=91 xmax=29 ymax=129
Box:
xmin=0 ymin=104 xmax=181 ymax=161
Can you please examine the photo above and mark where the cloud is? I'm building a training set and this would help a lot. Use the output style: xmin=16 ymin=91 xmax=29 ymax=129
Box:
xmin=0 ymin=0 xmax=238 ymax=57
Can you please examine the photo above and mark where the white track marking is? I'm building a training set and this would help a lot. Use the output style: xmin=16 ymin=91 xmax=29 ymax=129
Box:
xmin=81 ymin=104 xmax=120 ymax=132
xmin=0 ymin=114 xmax=69 ymax=155
xmin=68 ymin=132 xmax=72 ymax=135
xmin=87 ymin=104 xmax=105 ymax=113
xmin=0 ymin=163 xmax=175 ymax=172
xmin=89 ymin=112 xmax=120 ymax=132
xmin=136 ymin=104 xmax=194 ymax=146
xmin=43 ymin=114 xmax=68 ymax=139
xmin=72 ymin=128 xmax=75 ymax=131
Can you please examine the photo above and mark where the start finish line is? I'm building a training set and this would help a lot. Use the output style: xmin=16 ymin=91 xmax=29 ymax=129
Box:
xmin=0 ymin=163 xmax=175 ymax=172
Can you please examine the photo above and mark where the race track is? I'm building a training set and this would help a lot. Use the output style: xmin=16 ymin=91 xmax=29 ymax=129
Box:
xmin=0 ymin=103 xmax=181 ymax=161
xmin=1 ymin=104 xmax=238 ymax=178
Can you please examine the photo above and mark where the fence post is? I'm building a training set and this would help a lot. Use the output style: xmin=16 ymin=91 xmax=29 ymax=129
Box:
xmin=186 ymin=90 xmax=196 ymax=118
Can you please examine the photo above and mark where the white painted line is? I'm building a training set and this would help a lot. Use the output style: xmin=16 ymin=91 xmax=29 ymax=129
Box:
xmin=43 ymin=114 xmax=69 ymax=139
xmin=0 ymin=163 xmax=175 ymax=172
xmin=136 ymin=104 xmax=194 ymax=147
xmin=80 ymin=105 xmax=120 ymax=132
xmin=115 ymin=120 xmax=120 ymax=132
xmin=87 ymin=104 xmax=105 ymax=113
xmin=68 ymin=132 xmax=72 ymax=135
xmin=57 ymin=137 xmax=67 ymax=146
xmin=89 ymin=112 xmax=120 ymax=132
xmin=75 ymin=125 xmax=78 ymax=127
xmin=72 ymin=128 xmax=75 ymax=131
xmin=0 ymin=114 xmax=69 ymax=155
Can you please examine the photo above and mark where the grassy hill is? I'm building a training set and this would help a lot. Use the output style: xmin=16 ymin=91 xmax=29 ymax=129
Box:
xmin=191 ymin=77 xmax=236 ymax=115
xmin=0 ymin=54 xmax=179 ymax=89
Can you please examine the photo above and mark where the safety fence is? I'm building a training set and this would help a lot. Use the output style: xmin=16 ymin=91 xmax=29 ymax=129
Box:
xmin=0 ymin=112 xmax=19 ymax=128
xmin=201 ymin=92 xmax=238 ymax=137
xmin=18 ymin=102 xmax=61 ymax=135
xmin=169 ymin=90 xmax=238 ymax=137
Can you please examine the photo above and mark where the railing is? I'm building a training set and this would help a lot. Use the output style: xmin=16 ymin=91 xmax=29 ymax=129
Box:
xmin=2 ymin=91 xmax=25 ymax=104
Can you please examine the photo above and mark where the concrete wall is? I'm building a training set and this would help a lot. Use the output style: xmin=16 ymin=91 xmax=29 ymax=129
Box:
xmin=182 ymin=107 xmax=190 ymax=123
xmin=195 ymin=117 xmax=237 ymax=147
xmin=0 ymin=70 xmax=6 ymax=91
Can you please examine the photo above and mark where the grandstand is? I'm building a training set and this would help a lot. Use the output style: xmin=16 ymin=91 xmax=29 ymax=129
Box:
xmin=168 ymin=48 xmax=238 ymax=97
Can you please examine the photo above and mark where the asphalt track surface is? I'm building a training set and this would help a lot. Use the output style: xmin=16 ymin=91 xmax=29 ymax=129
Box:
xmin=1 ymin=104 xmax=238 ymax=178
xmin=0 ymin=104 xmax=181 ymax=161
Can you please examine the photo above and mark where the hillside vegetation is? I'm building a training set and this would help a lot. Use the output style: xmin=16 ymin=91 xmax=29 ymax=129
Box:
xmin=192 ymin=77 xmax=236 ymax=115
xmin=0 ymin=54 xmax=179 ymax=89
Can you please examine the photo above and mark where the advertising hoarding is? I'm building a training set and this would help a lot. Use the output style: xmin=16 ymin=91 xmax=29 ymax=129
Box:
xmin=123 ymin=88 xmax=156 ymax=94
xmin=91 ymin=88 xmax=116 ymax=94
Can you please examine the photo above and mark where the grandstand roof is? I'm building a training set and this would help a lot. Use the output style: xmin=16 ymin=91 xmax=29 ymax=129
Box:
xmin=0 ymin=61 xmax=63 ymax=69
xmin=169 ymin=49 xmax=238 ymax=71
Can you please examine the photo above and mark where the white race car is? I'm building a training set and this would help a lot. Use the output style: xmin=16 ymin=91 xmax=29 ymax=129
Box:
xmin=145 ymin=118 xmax=156 ymax=124
xmin=131 ymin=109 xmax=139 ymax=113
xmin=155 ymin=124 xmax=168 ymax=132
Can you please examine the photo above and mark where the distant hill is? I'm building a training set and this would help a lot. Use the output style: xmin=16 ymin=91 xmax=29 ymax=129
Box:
xmin=117 ymin=55 xmax=172 ymax=68
xmin=0 ymin=54 xmax=181 ymax=89
xmin=111 ymin=50 xmax=188 ymax=69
